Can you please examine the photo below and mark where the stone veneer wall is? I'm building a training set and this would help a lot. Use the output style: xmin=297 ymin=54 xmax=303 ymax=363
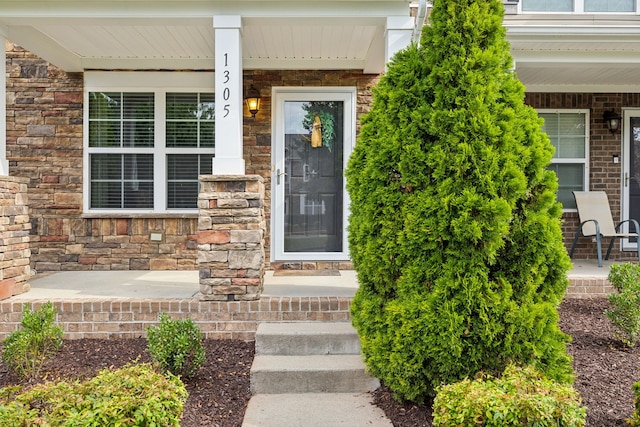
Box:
xmin=6 ymin=41 xmax=378 ymax=272
xmin=198 ymin=175 xmax=265 ymax=301
xmin=525 ymin=93 xmax=640 ymax=263
xmin=0 ymin=176 xmax=31 ymax=299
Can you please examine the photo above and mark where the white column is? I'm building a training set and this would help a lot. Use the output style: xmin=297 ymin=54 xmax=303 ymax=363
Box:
xmin=386 ymin=16 xmax=414 ymax=67
xmin=212 ymin=15 xmax=245 ymax=175
xmin=0 ymin=38 xmax=8 ymax=175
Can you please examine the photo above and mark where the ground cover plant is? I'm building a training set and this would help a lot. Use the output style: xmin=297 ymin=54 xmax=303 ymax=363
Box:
xmin=346 ymin=0 xmax=572 ymax=403
xmin=0 ymin=362 xmax=187 ymax=426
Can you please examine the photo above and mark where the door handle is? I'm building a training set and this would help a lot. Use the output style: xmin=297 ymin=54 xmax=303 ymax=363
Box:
xmin=276 ymin=168 xmax=287 ymax=185
xmin=626 ymin=172 xmax=629 ymax=187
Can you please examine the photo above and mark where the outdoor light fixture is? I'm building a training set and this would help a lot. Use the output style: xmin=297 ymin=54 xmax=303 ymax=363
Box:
xmin=245 ymin=85 xmax=261 ymax=118
xmin=603 ymin=109 xmax=622 ymax=133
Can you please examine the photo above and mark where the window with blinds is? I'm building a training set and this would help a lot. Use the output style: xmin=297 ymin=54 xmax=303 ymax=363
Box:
xmin=87 ymin=90 xmax=215 ymax=212
xmin=539 ymin=110 xmax=589 ymax=210
xmin=522 ymin=0 xmax=635 ymax=11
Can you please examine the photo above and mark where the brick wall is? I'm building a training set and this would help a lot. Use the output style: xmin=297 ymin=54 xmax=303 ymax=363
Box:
xmin=525 ymin=93 xmax=640 ymax=262
xmin=6 ymin=42 xmax=378 ymax=271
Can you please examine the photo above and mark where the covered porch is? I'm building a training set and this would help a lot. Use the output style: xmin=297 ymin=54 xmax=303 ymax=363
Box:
xmin=0 ymin=259 xmax=618 ymax=341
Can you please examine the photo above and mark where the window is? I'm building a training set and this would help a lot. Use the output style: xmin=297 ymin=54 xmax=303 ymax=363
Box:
xmin=522 ymin=0 xmax=636 ymax=11
xmin=522 ymin=0 xmax=572 ymax=11
xmin=539 ymin=110 xmax=589 ymax=210
xmin=585 ymin=0 xmax=635 ymax=11
xmin=85 ymin=72 xmax=215 ymax=213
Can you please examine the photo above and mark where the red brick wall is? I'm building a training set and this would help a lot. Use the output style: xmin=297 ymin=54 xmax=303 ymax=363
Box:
xmin=525 ymin=93 xmax=640 ymax=261
xmin=5 ymin=42 xmax=378 ymax=271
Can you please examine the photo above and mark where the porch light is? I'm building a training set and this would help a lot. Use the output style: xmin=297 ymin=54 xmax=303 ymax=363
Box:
xmin=603 ymin=109 xmax=621 ymax=133
xmin=245 ymin=85 xmax=261 ymax=118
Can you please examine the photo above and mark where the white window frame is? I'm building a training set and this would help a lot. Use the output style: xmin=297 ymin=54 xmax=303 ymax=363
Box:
xmin=519 ymin=0 xmax=639 ymax=13
xmin=538 ymin=108 xmax=590 ymax=212
xmin=83 ymin=72 xmax=214 ymax=214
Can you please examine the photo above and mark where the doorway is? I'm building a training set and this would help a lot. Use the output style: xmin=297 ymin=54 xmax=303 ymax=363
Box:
xmin=271 ymin=88 xmax=355 ymax=261
xmin=622 ymin=109 xmax=640 ymax=250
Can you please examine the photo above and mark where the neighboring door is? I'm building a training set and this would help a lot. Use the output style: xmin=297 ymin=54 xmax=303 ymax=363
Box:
xmin=272 ymin=88 xmax=355 ymax=261
xmin=622 ymin=109 xmax=640 ymax=250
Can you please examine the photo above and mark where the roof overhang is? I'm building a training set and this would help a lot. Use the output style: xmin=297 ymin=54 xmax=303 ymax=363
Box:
xmin=505 ymin=14 xmax=640 ymax=92
xmin=0 ymin=0 xmax=414 ymax=74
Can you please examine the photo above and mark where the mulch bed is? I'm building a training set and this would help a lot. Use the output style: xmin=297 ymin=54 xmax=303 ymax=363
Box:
xmin=0 ymin=339 xmax=254 ymax=427
xmin=373 ymin=298 xmax=640 ymax=426
xmin=0 ymin=298 xmax=638 ymax=426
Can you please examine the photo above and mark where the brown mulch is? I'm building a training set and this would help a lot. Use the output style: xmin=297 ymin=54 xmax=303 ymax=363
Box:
xmin=0 ymin=298 xmax=638 ymax=426
xmin=0 ymin=339 xmax=254 ymax=427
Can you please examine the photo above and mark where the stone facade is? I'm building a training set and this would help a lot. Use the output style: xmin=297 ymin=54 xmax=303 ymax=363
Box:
xmin=5 ymin=41 xmax=378 ymax=272
xmin=8 ymin=40 xmax=637 ymax=270
xmin=0 ymin=176 xmax=31 ymax=299
xmin=198 ymin=175 xmax=266 ymax=300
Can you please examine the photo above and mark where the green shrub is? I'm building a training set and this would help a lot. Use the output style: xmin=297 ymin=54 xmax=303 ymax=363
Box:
xmin=1 ymin=302 xmax=63 ymax=379
xmin=146 ymin=313 xmax=205 ymax=378
xmin=606 ymin=263 xmax=640 ymax=347
xmin=432 ymin=364 xmax=586 ymax=427
xmin=628 ymin=378 xmax=640 ymax=426
xmin=346 ymin=0 xmax=573 ymax=402
xmin=0 ymin=362 xmax=187 ymax=426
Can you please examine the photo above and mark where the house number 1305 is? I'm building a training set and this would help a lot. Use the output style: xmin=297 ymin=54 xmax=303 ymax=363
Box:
xmin=223 ymin=53 xmax=231 ymax=118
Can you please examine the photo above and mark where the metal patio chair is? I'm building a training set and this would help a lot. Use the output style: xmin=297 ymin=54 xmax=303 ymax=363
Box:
xmin=569 ymin=191 xmax=640 ymax=267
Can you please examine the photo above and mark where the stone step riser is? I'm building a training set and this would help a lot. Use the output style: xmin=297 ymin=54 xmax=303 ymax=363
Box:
xmin=254 ymin=322 xmax=361 ymax=356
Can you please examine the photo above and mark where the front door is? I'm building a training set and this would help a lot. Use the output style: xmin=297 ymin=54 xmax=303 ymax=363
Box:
xmin=272 ymin=88 xmax=355 ymax=261
xmin=622 ymin=109 xmax=640 ymax=250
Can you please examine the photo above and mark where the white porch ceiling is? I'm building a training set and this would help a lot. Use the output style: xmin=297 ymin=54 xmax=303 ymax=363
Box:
xmin=505 ymin=14 xmax=640 ymax=92
xmin=0 ymin=1 xmax=410 ymax=74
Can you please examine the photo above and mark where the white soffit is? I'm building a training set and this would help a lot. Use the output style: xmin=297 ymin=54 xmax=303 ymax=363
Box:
xmin=0 ymin=1 xmax=411 ymax=73
xmin=505 ymin=15 xmax=640 ymax=92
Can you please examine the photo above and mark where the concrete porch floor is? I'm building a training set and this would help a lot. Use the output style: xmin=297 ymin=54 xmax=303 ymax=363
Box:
xmin=7 ymin=259 xmax=613 ymax=301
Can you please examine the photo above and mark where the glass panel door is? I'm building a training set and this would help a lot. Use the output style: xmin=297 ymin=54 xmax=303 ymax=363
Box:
xmin=272 ymin=89 xmax=355 ymax=261
xmin=622 ymin=110 xmax=640 ymax=249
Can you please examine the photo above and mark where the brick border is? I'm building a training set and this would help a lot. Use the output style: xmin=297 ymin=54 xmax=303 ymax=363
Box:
xmin=0 ymin=296 xmax=352 ymax=341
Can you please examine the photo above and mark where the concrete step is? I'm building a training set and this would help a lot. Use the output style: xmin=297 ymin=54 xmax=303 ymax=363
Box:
xmin=242 ymin=393 xmax=392 ymax=427
xmin=250 ymin=354 xmax=379 ymax=394
xmin=255 ymin=321 xmax=360 ymax=356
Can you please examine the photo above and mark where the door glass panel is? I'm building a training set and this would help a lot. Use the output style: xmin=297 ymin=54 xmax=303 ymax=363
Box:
xmin=629 ymin=117 xmax=640 ymax=242
xmin=283 ymin=101 xmax=344 ymax=253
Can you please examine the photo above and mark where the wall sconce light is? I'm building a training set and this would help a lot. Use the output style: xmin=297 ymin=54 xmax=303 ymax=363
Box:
xmin=245 ymin=85 xmax=261 ymax=118
xmin=603 ymin=109 xmax=621 ymax=133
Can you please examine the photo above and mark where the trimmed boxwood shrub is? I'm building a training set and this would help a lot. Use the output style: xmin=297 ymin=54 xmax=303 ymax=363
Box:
xmin=346 ymin=0 xmax=573 ymax=402
xmin=146 ymin=313 xmax=206 ymax=378
xmin=605 ymin=263 xmax=640 ymax=347
xmin=1 ymin=302 xmax=63 ymax=379
xmin=0 ymin=362 xmax=187 ymax=426
xmin=432 ymin=364 xmax=586 ymax=426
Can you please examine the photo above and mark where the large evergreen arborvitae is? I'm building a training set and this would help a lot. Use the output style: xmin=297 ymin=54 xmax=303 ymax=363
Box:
xmin=346 ymin=0 xmax=573 ymax=402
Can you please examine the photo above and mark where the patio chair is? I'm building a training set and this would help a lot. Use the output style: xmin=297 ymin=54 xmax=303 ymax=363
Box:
xmin=569 ymin=191 xmax=640 ymax=267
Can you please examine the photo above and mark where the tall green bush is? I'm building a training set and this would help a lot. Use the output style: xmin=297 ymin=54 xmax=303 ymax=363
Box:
xmin=346 ymin=0 xmax=573 ymax=402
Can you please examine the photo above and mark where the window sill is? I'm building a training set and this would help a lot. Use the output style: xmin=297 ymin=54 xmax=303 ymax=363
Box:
xmin=81 ymin=212 xmax=199 ymax=219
